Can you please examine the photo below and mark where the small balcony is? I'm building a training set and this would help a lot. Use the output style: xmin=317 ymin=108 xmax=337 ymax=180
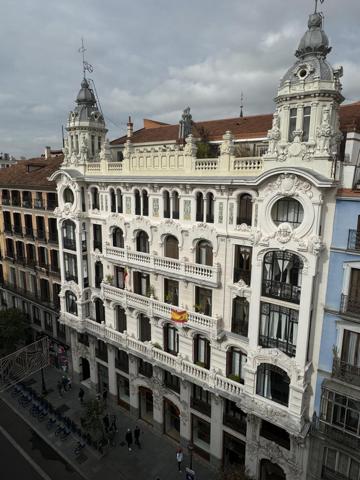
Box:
xmin=347 ymin=229 xmax=360 ymax=251
xmin=332 ymin=356 xmax=360 ymax=387
xmin=262 ymin=279 xmax=301 ymax=304
xmin=223 ymin=413 xmax=247 ymax=436
xmin=321 ymin=466 xmax=349 ymax=480
xmin=259 ymin=334 xmax=296 ymax=357
xmin=105 ymin=245 xmax=220 ymax=287
xmin=63 ymin=238 xmax=76 ymax=250
xmin=233 ymin=268 xmax=251 ymax=286
xmin=340 ymin=294 xmax=360 ymax=317
xmin=65 ymin=273 xmax=78 ymax=283
xmin=318 ymin=420 xmax=360 ymax=451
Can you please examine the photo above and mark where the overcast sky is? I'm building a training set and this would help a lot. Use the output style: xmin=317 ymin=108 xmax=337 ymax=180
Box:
xmin=1 ymin=0 xmax=359 ymax=158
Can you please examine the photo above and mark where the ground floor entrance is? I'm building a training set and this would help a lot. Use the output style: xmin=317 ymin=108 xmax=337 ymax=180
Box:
xmin=163 ymin=398 xmax=180 ymax=441
xmin=80 ymin=357 xmax=90 ymax=381
xmin=223 ymin=432 xmax=246 ymax=470
xmin=260 ymin=459 xmax=286 ymax=480
xmin=139 ymin=387 xmax=153 ymax=424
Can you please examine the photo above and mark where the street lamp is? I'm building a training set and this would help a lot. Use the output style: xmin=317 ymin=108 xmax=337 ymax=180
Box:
xmin=187 ymin=442 xmax=194 ymax=470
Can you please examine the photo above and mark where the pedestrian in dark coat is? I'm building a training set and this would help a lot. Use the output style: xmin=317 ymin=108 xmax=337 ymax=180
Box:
xmin=125 ymin=429 xmax=133 ymax=451
xmin=102 ymin=414 xmax=110 ymax=433
xmin=78 ymin=387 xmax=85 ymax=404
xmin=134 ymin=425 xmax=141 ymax=447
xmin=57 ymin=380 xmax=63 ymax=397
xmin=110 ymin=414 xmax=118 ymax=432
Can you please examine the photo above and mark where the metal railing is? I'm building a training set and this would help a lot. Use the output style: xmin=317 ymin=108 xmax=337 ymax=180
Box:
xmin=347 ymin=229 xmax=360 ymax=251
xmin=262 ymin=279 xmax=301 ymax=304
xmin=332 ymin=356 xmax=360 ymax=386
xmin=259 ymin=335 xmax=296 ymax=357
xmin=190 ymin=397 xmax=211 ymax=417
xmin=340 ymin=293 xmax=360 ymax=316
xmin=233 ymin=268 xmax=251 ymax=285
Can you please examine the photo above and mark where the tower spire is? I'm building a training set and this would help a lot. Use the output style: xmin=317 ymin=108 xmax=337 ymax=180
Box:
xmin=78 ymin=38 xmax=93 ymax=79
xmin=314 ymin=0 xmax=325 ymax=14
xmin=240 ymin=92 xmax=244 ymax=118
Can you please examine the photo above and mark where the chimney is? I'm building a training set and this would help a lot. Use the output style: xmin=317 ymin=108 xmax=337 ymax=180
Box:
xmin=44 ymin=146 xmax=51 ymax=159
xmin=127 ymin=116 xmax=133 ymax=138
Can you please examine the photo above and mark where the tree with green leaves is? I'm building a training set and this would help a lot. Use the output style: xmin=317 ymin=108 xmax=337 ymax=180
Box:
xmin=0 ymin=308 xmax=32 ymax=356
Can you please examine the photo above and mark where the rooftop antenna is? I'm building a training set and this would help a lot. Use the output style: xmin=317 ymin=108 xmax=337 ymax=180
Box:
xmin=240 ymin=92 xmax=244 ymax=118
xmin=78 ymin=38 xmax=93 ymax=78
xmin=314 ymin=0 xmax=325 ymax=14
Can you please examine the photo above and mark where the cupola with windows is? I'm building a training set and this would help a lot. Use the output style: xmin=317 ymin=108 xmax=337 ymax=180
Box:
xmin=62 ymin=76 xmax=108 ymax=167
xmin=264 ymin=6 xmax=344 ymax=179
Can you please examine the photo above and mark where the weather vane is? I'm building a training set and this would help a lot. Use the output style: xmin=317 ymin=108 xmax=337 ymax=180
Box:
xmin=78 ymin=38 xmax=93 ymax=78
xmin=314 ymin=0 xmax=325 ymax=14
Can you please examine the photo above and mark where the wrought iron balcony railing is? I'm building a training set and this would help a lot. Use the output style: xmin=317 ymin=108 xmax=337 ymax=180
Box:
xmin=340 ymin=293 xmax=360 ymax=317
xmin=347 ymin=229 xmax=360 ymax=251
xmin=63 ymin=238 xmax=76 ymax=250
xmin=259 ymin=334 xmax=296 ymax=357
xmin=262 ymin=279 xmax=301 ymax=304
xmin=332 ymin=356 xmax=360 ymax=386
xmin=233 ymin=268 xmax=251 ymax=285
xmin=190 ymin=397 xmax=211 ymax=417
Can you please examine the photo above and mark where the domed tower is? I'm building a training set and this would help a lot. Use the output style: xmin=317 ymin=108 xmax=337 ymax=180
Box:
xmin=264 ymin=9 xmax=344 ymax=178
xmin=63 ymin=77 xmax=108 ymax=168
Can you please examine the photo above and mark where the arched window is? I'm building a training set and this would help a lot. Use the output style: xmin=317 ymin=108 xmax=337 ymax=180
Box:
xmin=226 ymin=347 xmax=247 ymax=384
xmin=90 ymin=187 xmax=99 ymax=210
xmin=172 ymin=191 xmax=179 ymax=219
xmin=112 ymin=227 xmax=124 ymax=248
xmin=136 ymin=230 xmax=149 ymax=253
xmin=94 ymin=298 xmax=105 ymax=324
xmin=110 ymin=188 xmax=116 ymax=212
xmin=164 ymin=235 xmax=179 ymax=259
xmin=116 ymin=189 xmax=123 ymax=213
xmin=237 ymin=194 xmax=252 ymax=226
xmin=196 ymin=192 xmax=204 ymax=222
xmin=262 ymin=251 xmax=303 ymax=303
xmin=272 ymin=197 xmax=304 ymax=228
xmin=66 ymin=291 xmax=77 ymax=315
xmin=259 ymin=303 xmax=298 ymax=357
xmin=196 ymin=240 xmax=213 ymax=266
xmin=164 ymin=323 xmax=179 ymax=356
xmin=94 ymin=261 xmax=103 ymax=288
xmin=260 ymin=459 xmax=286 ymax=480
xmin=142 ymin=190 xmax=149 ymax=216
xmin=115 ymin=305 xmax=127 ymax=333
xmin=163 ymin=190 xmax=170 ymax=218
xmin=134 ymin=189 xmax=141 ymax=215
xmin=193 ymin=334 xmax=211 ymax=369
xmin=63 ymin=188 xmax=74 ymax=204
xmin=206 ymin=192 xmax=214 ymax=223
xmin=62 ymin=220 xmax=76 ymax=250
xmin=256 ymin=364 xmax=290 ymax=406
xmin=231 ymin=297 xmax=249 ymax=337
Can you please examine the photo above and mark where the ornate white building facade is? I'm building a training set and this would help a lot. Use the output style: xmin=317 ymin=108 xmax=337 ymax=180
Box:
xmin=51 ymin=10 xmax=358 ymax=480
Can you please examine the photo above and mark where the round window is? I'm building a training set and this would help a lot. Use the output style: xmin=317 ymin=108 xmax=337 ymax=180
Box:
xmin=63 ymin=187 xmax=74 ymax=204
xmin=299 ymin=69 xmax=308 ymax=79
xmin=271 ymin=198 xmax=304 ymax=228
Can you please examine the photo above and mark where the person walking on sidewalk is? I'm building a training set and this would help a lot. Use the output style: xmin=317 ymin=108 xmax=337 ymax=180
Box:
xmin=57 ymin=380 xmax=63 ymax=397
xmin=103 ymin=414 xmax=110 ymax=433
xmin=110 ymin=414 xmax=118 ymax=432
xmin=78 ymin=387 xmax=85 ymax=404
xmin=176 ymin=447 xmax=183 ymax=473
xmin=102 ymin=388 xmax=108 ymax=403
xmin=125 ymin=428 xmax=133 ymax=451
xmin=134 ymin=425 xmax=141 ymax=447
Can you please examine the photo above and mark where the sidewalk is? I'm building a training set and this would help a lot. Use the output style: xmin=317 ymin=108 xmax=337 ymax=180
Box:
xmin=1 ymin=367 xmax=217 ymax=480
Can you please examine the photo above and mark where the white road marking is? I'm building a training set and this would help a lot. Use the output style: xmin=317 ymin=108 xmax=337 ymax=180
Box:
xmin=0 ymin=425 xmax=53 ymax=480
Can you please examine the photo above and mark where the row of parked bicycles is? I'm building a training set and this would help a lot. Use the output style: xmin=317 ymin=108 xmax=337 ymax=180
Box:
xmin=11 ymin=382 xmax=108 ymax=456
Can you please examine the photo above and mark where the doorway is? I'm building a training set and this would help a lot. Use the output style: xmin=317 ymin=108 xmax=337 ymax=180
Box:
xmin=260 ymin=459 xmax=286 ymax=480
xmin=139 ymin=387 xmax=153 ymax=425
xmin=81 ymin=357 xmax=90 ymax=381
xmin=164 ymin=398 xmax=180 ymax=441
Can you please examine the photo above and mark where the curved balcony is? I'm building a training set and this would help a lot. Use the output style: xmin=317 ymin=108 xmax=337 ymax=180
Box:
xmin=262 ymin=279 xmax=301 ymax=304
xmin=102 ymin=282 xmax=221 ymax=336
xmin=104 ymin=245 xmax=221 ymax=287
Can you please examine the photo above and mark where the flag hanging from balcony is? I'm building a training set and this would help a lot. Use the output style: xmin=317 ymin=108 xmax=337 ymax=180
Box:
xmin=171 ymin=309 xmax=188 ymax=323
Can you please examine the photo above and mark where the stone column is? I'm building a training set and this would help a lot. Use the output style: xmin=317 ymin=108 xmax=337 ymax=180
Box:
xmin=296 ymin=271 xmax=314 ymax=367
xmin=180 ymin=379 xmax=191 ymax=446
xmin=152 ymin=366 xmax=164 ymax=433
xmin=70 ymin=329 xmax=81 ymax=382
xmin=209 ymin=395 xmax=223 ymax=468
xmin=128 ymin=354 xmax=139 ymax=416
xmin=244 ymin=414 xmax=261 ymax=478
xmin=107 ymin=344 xmax=117 ymax=403
xmin=89 ymin=337 xmax=98 ymax=390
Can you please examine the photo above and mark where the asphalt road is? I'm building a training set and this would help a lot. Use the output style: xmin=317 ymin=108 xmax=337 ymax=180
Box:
xmin=0 ymin=399 xmax=86 ymax=480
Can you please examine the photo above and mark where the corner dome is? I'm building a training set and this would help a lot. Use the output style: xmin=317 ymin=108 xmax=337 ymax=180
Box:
xmin=295 ymin=13 xmax=331 ymax=59
xmin=76 ymin=78 xmax=96 ymax=105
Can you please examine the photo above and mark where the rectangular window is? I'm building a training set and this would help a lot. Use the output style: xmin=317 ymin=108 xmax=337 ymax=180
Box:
xmin=231 ymin=297 xmax=249 ymax=337
xmin=341 ymin=330 xmax=360 ymax=372
xmin=302 ymin=106 xmax=311 ymax=142
xmin=223 ymin=399 xmax=247 ymax=435
xmin=139 ymin=314 xmax=151 ymax=342
xmin=91 ymin=135 xmax=95 ymax=156
xmin=233 ymin=245 xmax=252 ymax=285
xmin=64 ymin=253 xmax=78 ymax=282
xmin=93 ymin=224 xmax=102 ymax=251
xmin=320 ymin=388 xmax=360 ymax=437
xmin=164 ymin=371 xmax=180 ymax=393
xmin=288 ymin=108 xmax=297 ymax=142
xmin=192 ymin=415 xmax=211 ymax=453
xmin=191 ymin=385 xmax=211 ymax=416
xmin=164 ymin=278 xmax=179 ymax=306
xmin=195 ymin=287 xmax=212 ymax=316
xmin=259 ymin=303 xmax=298 ymax=357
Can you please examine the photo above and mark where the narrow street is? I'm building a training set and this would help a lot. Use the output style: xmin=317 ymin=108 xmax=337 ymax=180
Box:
xmin=0 ymin=399 xmax=85 ymax=480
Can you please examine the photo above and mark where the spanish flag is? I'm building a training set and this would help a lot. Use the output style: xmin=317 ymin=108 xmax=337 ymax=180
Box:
xmin=171 ymin=309 xmax=188 ymax=323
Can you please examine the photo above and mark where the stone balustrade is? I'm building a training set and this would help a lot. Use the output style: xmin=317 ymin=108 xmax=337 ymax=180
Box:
xmin=104 ymin=245 xmax=221 ymax=287
xmin=102 ymin=283 xmax=221 ymax=336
